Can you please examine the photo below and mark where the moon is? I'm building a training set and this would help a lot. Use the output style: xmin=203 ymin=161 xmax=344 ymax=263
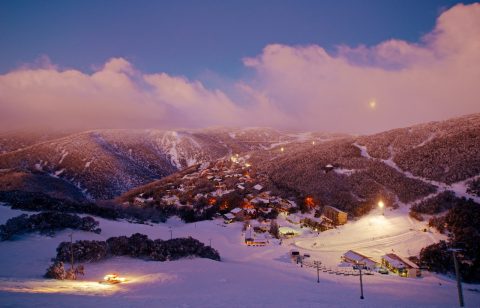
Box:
xmin=369 ymin=99 xmax=377 ymax=109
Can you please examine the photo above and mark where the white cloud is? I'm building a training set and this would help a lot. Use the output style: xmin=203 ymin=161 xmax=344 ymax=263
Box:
xmin=0 ymin=3 xmax=479 ymax=133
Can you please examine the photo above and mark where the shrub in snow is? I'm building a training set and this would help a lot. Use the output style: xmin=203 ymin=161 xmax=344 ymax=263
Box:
xmin=125 ymin=233 xmax=156 ymax=257
xmin=106 ymin=235 xmax=130 ymax=256
xmin=52 ymin=233 xmax=221 ymax=267
xmin=45 ymin=261 xmax=67 ymax=280
xmin=56 ymin=240 xmax=108 ymax=263
xmin=44 ymin=261 xmax=85 ymax=280
xmin=0 ymin=212 xmax=101 ymax=240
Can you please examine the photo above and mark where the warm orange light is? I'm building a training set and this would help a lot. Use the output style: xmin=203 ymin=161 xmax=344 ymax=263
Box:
xmin=378 ymin=201 xmax=384 ymax=208
xmin=208 ymin=198 xmax=217 ymax=205
xmin=242 ymin=201 xmax=254 ymax=209
xmin=280 ymin=147 xmax=285 ymax=152
xmin=305 ymin=197 xmax=315 ymax=208
xmin=220 ymin=201 xmax=229 ymax=210
xmin=102 ymin=274 xmax=126 ymax=284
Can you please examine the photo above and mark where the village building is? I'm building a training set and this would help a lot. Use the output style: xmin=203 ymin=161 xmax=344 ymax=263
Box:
xmin=223 ymin=213 xmax=235 ymax=224
xmin=322 ymin=205 xmax=348 ymax=225
xmin=253 ymin=184 xmax=263 ymax=191
xmin=251 ymin=196 xmax=270 ymax=204
xmin=279 ymin=226 xmax=301 ymax=238
xmin=342 ymin=250 xmax=379 ymax=270
xmin=381 ymin=254 xmax=421 ymax=278
xmin=276 ymin=200 xmax=293 ymax=213
xmin=230 ymin=207 xmax=244 ymax=220
xmin=245 ymin=234 xmax=268 ymax=246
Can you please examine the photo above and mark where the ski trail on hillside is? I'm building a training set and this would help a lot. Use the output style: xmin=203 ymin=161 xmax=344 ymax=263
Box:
xmin=352 ymin=142 xmax=480 ymax=203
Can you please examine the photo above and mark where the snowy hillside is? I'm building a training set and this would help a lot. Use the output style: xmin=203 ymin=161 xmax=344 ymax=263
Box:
xmin=254 ymin=113 xmax=480 ymax=215
xmin=0 ymin=128 xmax=316 ymax=200
xmin=1 ymin=205 xmax=479 ymax=307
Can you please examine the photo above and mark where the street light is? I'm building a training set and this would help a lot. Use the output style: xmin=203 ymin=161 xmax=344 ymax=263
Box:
xmin=354 ymin=261 xmax=366 ymax=300
xmin=378 ymin=201 xmax=385 ymax=216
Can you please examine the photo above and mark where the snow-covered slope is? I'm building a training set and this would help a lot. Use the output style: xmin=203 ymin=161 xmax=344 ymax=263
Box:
xmin=1 ymin=205 xmax=479 ymax=307
xmin=0 ymin=128 xmax=311 ymax=200
xmin=255 ymin=113 xmax=480 ymax=214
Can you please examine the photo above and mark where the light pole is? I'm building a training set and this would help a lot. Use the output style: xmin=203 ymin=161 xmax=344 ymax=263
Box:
xmin=355 ymin=261 xmax=366 ymax=300
xmin=449 ymin=248 xmax=464 ymax=307
xmin=209 ymin=238 xmax=212 ymax=247
xmin=169 ymin=227 xmax=173 ymax=240
xmin=314 ymin=261 xmax=322 ymax=283
xmin=378 ymin=201 xmax=385 ymax=216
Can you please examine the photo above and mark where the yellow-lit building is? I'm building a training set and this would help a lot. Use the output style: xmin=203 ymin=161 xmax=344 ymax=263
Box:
xmin=323 ymin=205 xmax=348 ymax=225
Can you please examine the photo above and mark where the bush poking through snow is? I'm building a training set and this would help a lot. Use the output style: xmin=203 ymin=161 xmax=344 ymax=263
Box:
xmin=0 ymin=212 xmax=101 ymax=240
xmin=56 ymin=240 xmax=109 ymax=263
xmin=44 ymin=261 xmax=85 ymax=280
xmin=52 ymin=233 xmax=221 ymax=267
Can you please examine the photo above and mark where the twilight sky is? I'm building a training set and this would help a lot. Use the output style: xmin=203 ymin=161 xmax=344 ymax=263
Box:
xmin=0 ymin=0 xmax=479 ymax=133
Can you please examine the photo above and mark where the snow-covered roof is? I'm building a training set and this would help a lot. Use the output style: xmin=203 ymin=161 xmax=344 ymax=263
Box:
xmin=343 ymin=250 xmax=377 ymax=267
xmin=237 ymin=184 xmax=245 ymax=190
xmin=230 ymin=208 xmax=243 ymax=214
xmin=253 ymin=184 xmax=263 ymax=191
xmin=343 ymin=250 xmax=365 ymax=262
xmin=382 ymin=254 xmax=406 ymax=269
xmin=224 ymin=213 xmax=235 ymax=220
xmin=401 ymin=257 xmax=419 ymax=269
xmin=251 ymin=197 xmax=270 ymax=204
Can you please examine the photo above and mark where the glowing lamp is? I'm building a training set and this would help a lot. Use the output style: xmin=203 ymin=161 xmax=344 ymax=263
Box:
xmin=378 ymin=200 xmax=385 ymax=215
xmin=101 ymin=274 xmax=126 ymax=284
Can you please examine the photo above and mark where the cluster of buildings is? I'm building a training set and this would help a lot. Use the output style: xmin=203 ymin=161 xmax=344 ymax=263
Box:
xmin=342 ymin=250 xmax=421 ymax=278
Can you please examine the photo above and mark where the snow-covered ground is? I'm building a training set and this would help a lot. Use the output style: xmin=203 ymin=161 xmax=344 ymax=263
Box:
xmin=1 ymin=205 xmax=480 ymax=307
xmin=294 ymin=205 xmax=444 ymax=265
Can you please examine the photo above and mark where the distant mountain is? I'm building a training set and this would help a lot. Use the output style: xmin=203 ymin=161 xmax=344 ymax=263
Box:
xmin=0 ymin=128 xmax=335 ymax=200
xmin=252 ymin=113 xmax=480 ymax=214
xmin=0 ymin=130 xmax=71 ymax=154
xmin=1 ymin=114 xmax=478 ymax=207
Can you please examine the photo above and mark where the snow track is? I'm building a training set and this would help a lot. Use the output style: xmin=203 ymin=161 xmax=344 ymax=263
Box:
xmin=353 ymin=142 xmax=480 ymax=203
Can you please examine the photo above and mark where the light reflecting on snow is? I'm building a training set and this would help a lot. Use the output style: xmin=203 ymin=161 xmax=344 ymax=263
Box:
xmin=0 ymin=273 xmax=173 ymax=296
xmin=0 ymin=279 xmax=118 ymax=295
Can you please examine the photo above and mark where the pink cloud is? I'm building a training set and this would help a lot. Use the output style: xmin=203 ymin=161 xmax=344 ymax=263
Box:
xmin=0 ymin=3 xmax=479 ymax=133
xmin=242 ymin=3 xmax=480 ymax=133
xmin=0 ymin=58 xmax=252 ymax=130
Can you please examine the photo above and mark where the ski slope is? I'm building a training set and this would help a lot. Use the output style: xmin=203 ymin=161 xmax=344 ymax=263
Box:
xmin=294 ymin=205 xmax=444 ymax=263
xmin=0 ymin=205 xmax=479 ymax=307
